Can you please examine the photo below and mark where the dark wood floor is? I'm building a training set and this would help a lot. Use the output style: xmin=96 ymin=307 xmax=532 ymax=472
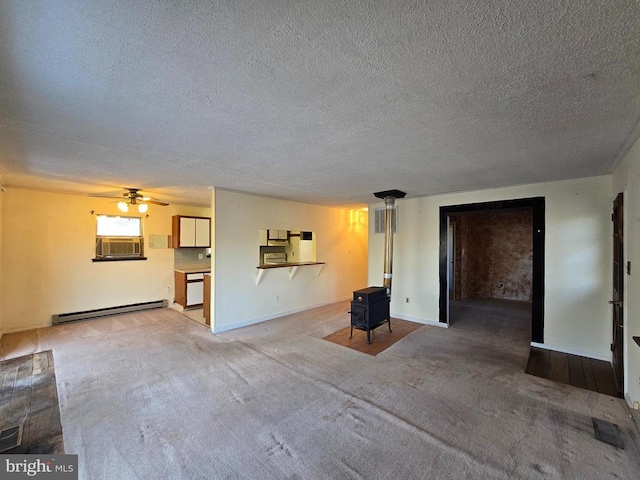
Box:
xmin=0 ymin=351 xmax=64 ymax=453
xmin=526 ymin=347 xmax=622 ymax=398
xmin=323 ymin=318 xmax=424 ymax=356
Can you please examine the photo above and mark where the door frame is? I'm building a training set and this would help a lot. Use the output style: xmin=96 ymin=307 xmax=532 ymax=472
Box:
xmin=447 ymin=219 xmax=455 ymax=301
xmin=445 ymin=218 xmax=454 ymax=323
xmin=438 ymin=197 xmax=545 ymax=343
xmin=611 ymin=192 xmax=624 ymax=393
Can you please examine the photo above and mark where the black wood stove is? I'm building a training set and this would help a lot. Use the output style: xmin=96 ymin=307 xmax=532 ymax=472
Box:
xmin=349 ymin=287 xmax=391 ymax=344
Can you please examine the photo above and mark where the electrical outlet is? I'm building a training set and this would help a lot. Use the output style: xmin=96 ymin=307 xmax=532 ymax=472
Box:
xmin=405 ymin=297 xmax=410 ymax=303
xmin=275 ymin=295 xmax=279 ymax=302
xmin=198 ymin=254 xmax=203 ymax=259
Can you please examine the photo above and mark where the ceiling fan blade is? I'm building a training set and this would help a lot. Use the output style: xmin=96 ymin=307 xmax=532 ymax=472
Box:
xmin=138 ymin=193 xmax=169 ymax=205
xmin=90 ymin=187 xmax=169 ymax=206
xmin=89 ymin=193 xmax=126 ymax=200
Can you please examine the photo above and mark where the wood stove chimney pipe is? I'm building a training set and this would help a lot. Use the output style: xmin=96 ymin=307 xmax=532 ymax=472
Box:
xmin=373 ymin=190 xmax=406 ymax=297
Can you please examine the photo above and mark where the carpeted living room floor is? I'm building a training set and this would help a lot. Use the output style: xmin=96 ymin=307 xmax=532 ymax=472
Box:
xmin=1 ymin=300 xmax=639 ymax=479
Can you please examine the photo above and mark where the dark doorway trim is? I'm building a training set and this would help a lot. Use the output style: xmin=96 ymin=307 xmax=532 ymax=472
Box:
xmin=439 ymin=197 xmax=545 ymax=343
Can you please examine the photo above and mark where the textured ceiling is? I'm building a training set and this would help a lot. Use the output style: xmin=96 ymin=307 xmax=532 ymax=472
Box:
xmin=1 ymin=0 xmax=639 ymax=207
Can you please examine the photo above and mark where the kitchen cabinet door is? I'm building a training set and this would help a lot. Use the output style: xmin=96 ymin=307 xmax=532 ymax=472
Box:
xmin=203 ymin=274 xmax=211 ymax=326
xmin=268 ymin=229 xmax=288 ymax=240
xmin=179 ymin=217 xmax=196 ymax=247
xmin=173 ymin=215 xmax=211 ymax=248
xmin=187 ymin=281 xmax=204 ymax=306
xmin=175 ymin=271 xmax=206 ymax=308
xmin=195 ymin=218 xmax=210 ymax=247
xmin=174 ymin=272 xmax=187 ymax=307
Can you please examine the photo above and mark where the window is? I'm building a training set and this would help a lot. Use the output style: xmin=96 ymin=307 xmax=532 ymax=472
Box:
xmin=94 ymin=215 xmax=145 ymax=260
xmin=96 ymin=215 xmax=142 ymax=236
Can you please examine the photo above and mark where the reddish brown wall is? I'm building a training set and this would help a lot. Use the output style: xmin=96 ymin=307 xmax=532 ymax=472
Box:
xmin=453 ymin=209 xmax=533 ymax=302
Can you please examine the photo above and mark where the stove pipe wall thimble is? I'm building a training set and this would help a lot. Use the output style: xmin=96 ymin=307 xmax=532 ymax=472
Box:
xmin=373 ymin=190 xmax=406 ymax=296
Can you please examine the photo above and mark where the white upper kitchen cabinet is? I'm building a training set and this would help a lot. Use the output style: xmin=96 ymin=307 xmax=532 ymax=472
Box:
xmin=180 ymin=217 xmax=196 ymax=246
xmin=172 ymin=216 xmax=211 ymax=248
xmin=268 ymin=229 xmax=288 ymax=240
xmin=195 ymin=218 xmax=210 ymax=247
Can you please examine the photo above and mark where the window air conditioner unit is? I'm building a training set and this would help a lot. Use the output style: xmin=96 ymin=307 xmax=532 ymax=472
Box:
xmin=97 ymin=237 xmax=142 ymax=257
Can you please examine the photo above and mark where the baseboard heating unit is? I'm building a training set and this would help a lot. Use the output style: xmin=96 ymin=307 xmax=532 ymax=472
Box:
xmin=52 ymin=300 xmax=168 ymax=325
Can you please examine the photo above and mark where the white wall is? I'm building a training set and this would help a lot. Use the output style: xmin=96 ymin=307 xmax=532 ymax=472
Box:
xmin=612 ymin=137 xmax=640 ymax=408
xmin=1 ymin=188 xmax=210 ymax=334
xmin=369 ymin=176 xmax=612 ymax=360
xmin=212 ymin=190 xmax=368 ymax=333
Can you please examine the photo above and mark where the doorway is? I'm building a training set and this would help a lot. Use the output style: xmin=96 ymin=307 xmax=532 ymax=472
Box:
xmin=439 ymin=197 xmax=545 ymax=343
xmin=612 ymin=193 xmax=624 ymax=393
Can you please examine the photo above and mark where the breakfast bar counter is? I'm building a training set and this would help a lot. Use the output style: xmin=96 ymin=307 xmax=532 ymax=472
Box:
xmin=255 ymin=262 xmax=325 ymax=285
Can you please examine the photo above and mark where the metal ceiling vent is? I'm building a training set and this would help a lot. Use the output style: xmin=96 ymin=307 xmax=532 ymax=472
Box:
xmin=374 ymin=207 xmax=398 ymax=234
xmin=52 ymin=300 xmax=168 ymax=325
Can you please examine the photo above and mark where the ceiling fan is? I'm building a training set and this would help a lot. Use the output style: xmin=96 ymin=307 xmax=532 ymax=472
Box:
xmin=91 ymin=188 xmax=169 ymax=213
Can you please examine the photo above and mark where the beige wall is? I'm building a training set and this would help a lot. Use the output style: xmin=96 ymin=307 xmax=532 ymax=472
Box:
xmin=1 ymin=188 xmax=210 ymax=334
xmin=612 ymin=136 xmax=640 ymax=408
xmin=369 ymin=176 xmax=612 ymax=360
xmin=212 ymin=190 xmax=368 ymax=332
xmin=0 ymin=182 xmax=4 ymax=338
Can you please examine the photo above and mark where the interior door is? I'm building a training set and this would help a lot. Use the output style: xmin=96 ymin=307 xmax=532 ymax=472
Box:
xmin=448 ymin=221 xmax=455 ymax=300
xmin=445 ymin=217 xmax=452 ymax=325
xmin=611 ymin=193 xmax=624 ymax=393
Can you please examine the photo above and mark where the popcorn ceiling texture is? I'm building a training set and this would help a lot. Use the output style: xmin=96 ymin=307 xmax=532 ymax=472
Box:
xmin=453 ymin=210 xmax=533 ymax=302
xmin=0 ymin=1 xmax=639 ymax=206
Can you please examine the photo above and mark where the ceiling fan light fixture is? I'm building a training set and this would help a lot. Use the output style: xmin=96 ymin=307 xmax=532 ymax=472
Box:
xmin=91 ymin=188 xmax=168 ymax=210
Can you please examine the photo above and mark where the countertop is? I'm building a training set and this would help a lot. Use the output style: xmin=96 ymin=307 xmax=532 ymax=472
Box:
xmin=257 ymin=261 xmax=325 ymax=269
xmin=174 ymin=265 xmax=211 ymax=274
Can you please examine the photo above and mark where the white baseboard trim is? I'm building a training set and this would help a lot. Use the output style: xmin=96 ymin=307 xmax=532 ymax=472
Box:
xmin=2 ymin=323 xmax=50 ymax=335
xmin=212 ymin=296 xmax=351 ymax=334
xmin=391 ymin=313 xmax=449 ymax=328
xmin=625 ymin=393 xmax=639 ymax=410
xmin=168 ymin=302 xmax=185 ymax=313
xmin=530 ymin=342 xmax=610 ymax=362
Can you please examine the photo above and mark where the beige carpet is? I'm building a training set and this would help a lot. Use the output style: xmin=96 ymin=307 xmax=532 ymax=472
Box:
xmin=1 ymin=300 xmax=639 ymax=479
